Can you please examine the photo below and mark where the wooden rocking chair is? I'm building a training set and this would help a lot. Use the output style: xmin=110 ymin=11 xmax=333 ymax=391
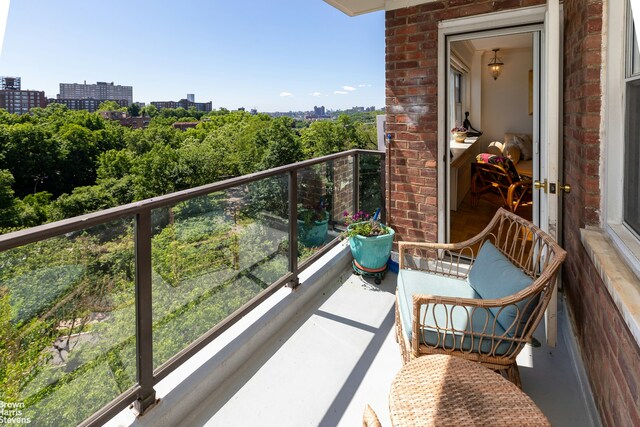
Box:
xmin=471 ymin=154 xmax=532 ymax=213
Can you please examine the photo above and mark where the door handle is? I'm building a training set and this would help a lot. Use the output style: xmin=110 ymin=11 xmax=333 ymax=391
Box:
xmin=533 ymin=179 xmax=547 ymax=193
xmin=558 ymin=183 xmax=571 ymax=193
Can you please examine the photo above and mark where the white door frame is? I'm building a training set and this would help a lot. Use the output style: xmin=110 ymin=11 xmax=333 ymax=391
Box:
xmin=437 ymin=2 xmax=562 ymax=345
xmin=438 ymin=4 xmax=549 ymax=242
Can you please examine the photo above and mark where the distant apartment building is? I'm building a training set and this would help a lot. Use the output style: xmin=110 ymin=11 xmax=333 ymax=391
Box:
xmin=1 ymin=76 xmax=21 ymax=90
xmin=151 ymin=95 xmax=212 ymax=112
xmin=172 ymin=121 xmax=199 ymax=131
xmin=58 ymin=81 xmax=133 ymax=105
xmin=48 ymin=98 xmax=129 ymax=113
xmin=99 ymin=110 xmax=150 ymax=129
xmin=0 ymin=89 xmax=47 ymax=115
xmin=306 ymin=105 xmax=330 ymax=121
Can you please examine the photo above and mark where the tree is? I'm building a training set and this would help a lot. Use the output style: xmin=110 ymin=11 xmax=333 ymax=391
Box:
xmin=0 ymin=170 xmax=18 ymax=227
xmin=50 ymin=186 xmax=115 ymax=220
xmin=57 ymin=123 xmax=99 ymax=191
xmin=97 ymin=101 xmax=126 ymax=112
xmin=258 ymin=118 xmax=303 ymax=170
xmin=131 ymin=144 xmax=186 ymax=199
xmin=2 ymin=122 xmax=60 ymax=197
xmin=127 ymin=103 xmax=141 ymax=117
xmin=15 ymin=192 xmax=53 ymax=227
xmin=140 ymin=104 xmax=158 ymax=118
xmin=300 ymin=120 xmax=340 ymax=157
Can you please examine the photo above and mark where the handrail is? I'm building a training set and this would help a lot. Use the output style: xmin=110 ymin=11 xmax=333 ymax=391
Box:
xmin=1 ymin=149 xmax=385 ymax=427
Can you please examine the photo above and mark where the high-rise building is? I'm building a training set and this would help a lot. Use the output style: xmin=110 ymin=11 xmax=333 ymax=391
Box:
xmin=1 ymin=76 xmax=21 ymax=90
xmin=58 ymin=81 xmax=133 ymax=105
xmin=0 ymin=90 xmax=46 ymax=114
xmin=187 ymin=94 xmax=195 ymax=102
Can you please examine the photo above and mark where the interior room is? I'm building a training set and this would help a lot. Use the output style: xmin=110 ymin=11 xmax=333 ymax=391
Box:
xmin=448 ymin=32 xmax=535 ymax=243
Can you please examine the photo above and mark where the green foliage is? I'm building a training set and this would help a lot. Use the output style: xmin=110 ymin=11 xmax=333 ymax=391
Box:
xmin=258 ymin=118 xmax=303 ymax=170
xmin=97 ymin=101 xmax=127 ymax=112
xmin=300 ymin=114 xmax=376 ymax=157
xmin=345 ymin=220 xmax=389 ymax=239
xmin=140 ymin=104 xmax=158 ymax=117
xmin=127 ymin=103 xmax=141 ymax=117
xmin=131 ymin=143 xmax=186 ymax=199
xmin=0 ymin=169 xmax=18 ymax=227
xmin=50 ymin=186 xmax=116 ymax=220
xmin=7 ymin=265 xmax=84 ymax=324
xmin=15 ymin=192 xmax=53 ymax=228
xmin=0 ymin=290 xmax=55 ymax=401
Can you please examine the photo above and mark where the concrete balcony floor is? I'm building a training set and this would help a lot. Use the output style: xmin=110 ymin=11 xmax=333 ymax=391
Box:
xmin=114 ymin=246 xmax=600 ymax=427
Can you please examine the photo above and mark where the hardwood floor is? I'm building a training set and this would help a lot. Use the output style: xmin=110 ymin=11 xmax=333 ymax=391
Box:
xmin=450 ymin=190 xmax=533 ymax=244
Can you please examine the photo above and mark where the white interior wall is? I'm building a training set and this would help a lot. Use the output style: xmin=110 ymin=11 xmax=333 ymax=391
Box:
xmin=480 ymin=48 xmax=533 ymax=147
xmin=470 ymin=51 xmax=483 ymax=128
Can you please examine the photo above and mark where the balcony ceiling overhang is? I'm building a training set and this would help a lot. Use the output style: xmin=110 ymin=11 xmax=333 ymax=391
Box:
xmin=324 ymin=0 xmax=439 ymax=16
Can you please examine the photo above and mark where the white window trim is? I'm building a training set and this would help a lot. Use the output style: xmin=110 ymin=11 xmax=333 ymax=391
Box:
xmin=603 ymin=0 xmax=640 ymax=278
xmin=595 ymin=0 xmax=640 ymax=346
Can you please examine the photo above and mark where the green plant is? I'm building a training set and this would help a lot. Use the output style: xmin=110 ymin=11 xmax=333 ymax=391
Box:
xmin=297 ymin=201 xmax=327 ymax=226
xmin=342 ymin=210 xmax=389 ymax=239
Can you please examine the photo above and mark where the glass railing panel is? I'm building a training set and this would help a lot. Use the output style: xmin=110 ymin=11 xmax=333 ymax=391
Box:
xmin=359 ymin=153 xmax=384 ymax=219
xmin=151 ymin=174 xmax=290 ymax=369
xmin=0 ymin=218 xmax=137 ymax=427
xmin=332 ymin=154 xmax=356 ymax=226
xmin=296 ymin=161 xmax=339 ymax=263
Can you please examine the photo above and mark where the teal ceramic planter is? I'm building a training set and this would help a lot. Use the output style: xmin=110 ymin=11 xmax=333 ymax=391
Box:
xmin=298 ymin=211 xmax=329 ymax=247
xmin=347 ymin=223 xmax=395 ymax=270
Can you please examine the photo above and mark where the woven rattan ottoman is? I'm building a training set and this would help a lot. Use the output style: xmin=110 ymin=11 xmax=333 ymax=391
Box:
xmin=389 ymin=354 xmax=550 ymax=426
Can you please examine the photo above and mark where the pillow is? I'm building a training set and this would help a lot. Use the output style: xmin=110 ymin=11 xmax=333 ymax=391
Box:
xmin=475 ymin=153 xmax=521 ymax=182
xmin=502 ymin=142 xmax=521 ymax=164
xmin=485 ymin=141 xmax=503 ymax=156
xmin=504 ymin=133 xmax=533 ymax=160
xmin=468 ymin=241 xmax=535 ymax=336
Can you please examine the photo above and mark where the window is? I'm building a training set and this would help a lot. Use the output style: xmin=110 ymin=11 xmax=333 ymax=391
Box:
xmin=623 ymin=11 xmax=640 ymax=237
xmin=605 ymin=0 xmax=640 ymax=277
xmin=448 ymin=52 xmax=469 ymax=133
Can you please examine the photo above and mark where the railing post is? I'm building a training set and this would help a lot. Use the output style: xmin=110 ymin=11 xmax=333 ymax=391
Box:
xmin=134 ymin=209 xmax=157 ymax=414
xmin=288 ymin=170 xmax=299 ymax=288
xmin=352 ymin=152 xmax=360 ymax=213
xmin=380 ymin=154 xmax=387 ymax=224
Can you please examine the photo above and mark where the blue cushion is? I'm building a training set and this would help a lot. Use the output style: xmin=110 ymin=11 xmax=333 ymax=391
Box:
xmin=468 ymin=241 xmax=535 ymax=335
xmin=397 ymin=269 xmax=512 ymax=355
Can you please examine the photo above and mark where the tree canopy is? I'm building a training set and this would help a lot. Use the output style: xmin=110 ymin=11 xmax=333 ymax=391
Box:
xmin=0 ymin=105 xmax=380 ymax=231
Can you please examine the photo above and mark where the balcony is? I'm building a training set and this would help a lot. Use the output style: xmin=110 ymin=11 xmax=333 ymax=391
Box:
xmin=0 ymin=150 xmax=599 ymax=426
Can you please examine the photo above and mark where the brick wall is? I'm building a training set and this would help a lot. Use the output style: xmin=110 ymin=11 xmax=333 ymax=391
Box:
xmin=385 ymin=0 xmax=640 ymax=425
xmin=332 ymin=156 xmax=353 ymax=222
xmin=562 ymin=0 xmax=640 ymax=425
xmin=385 ymin=0 xmax=545 ymax=243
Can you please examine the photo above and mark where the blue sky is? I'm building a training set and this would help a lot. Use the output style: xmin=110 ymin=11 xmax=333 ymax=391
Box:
xmin=0 ymin=0 xmax=385 ymax=112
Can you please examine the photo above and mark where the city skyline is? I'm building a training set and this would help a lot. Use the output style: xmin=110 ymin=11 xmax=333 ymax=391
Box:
xmin=0 ymin=1 xmax=385 ymax=112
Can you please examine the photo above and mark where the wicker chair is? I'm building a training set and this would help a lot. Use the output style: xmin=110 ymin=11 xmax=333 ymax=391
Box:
xmin=395 ymin=208 xmax=566 ymax=387
xmin=471 ymin=155 xmax=532 ymax=212
xmin=362 ymin=404 xmax=382 ymax=427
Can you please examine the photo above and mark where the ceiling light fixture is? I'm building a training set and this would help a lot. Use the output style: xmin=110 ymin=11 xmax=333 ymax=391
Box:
xmin=488 ymin=48 xmax=504 ymax=80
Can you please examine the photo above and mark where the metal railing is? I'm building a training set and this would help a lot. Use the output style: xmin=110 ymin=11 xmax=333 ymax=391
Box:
xmin=0 ymin=149 xmax=384 ymax=427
